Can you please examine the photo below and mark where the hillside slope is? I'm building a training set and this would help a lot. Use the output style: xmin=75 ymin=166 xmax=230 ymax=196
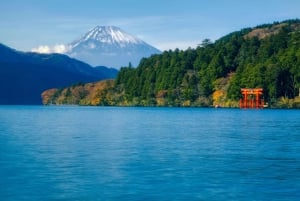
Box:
xmin=0 ymin=44 xmax=117 ymax=104
xmin=42 ymin=20 xmax=300 ymax=108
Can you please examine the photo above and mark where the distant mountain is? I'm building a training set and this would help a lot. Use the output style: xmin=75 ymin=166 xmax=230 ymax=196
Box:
xmin=94 ymin=66 xmax=118 ymax=79
xmin=0 ymin=43 xmax=117 ymax=104
xmin=66 ymin=26 xmax=161 ymax=68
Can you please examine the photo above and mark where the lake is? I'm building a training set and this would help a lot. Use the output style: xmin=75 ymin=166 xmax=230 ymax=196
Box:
xmin=0 ymin=106 xmax=299 ymax=200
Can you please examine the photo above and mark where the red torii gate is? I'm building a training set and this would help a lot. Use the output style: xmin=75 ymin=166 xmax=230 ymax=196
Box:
xmin=240 ymin=88 xmax=264 ymax=109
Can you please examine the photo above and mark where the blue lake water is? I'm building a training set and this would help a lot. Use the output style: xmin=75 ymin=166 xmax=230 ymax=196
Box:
xmin=0 ymin=106 xmax=299 ymax=201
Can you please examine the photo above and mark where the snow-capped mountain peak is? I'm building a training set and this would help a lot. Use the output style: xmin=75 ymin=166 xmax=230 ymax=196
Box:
xmin=71 ymin=26 xmax=144 ymax=49
xmin=66 ymin=26 xmax=161 ymax=68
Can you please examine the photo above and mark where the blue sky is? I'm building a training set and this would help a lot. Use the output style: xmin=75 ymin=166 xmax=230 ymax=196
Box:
xmin=1 ymin=0 xmax=300 ymax=51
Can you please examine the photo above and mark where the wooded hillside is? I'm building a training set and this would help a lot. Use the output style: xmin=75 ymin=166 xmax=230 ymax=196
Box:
xmin=42 ymin=20 xmax=300 ymax=108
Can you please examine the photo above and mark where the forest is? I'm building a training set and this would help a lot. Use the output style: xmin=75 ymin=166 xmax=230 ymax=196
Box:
xmin=42 ymin=19 xmax=300 ymax=108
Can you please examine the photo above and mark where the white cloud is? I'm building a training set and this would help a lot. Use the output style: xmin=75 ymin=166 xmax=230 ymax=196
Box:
xmin=31 ymin=45 xmax=51 ymax=53
xmin=53 ymin=44 xmax=70 ymax=53
xmin=31 ymin=44 xmax=70 ymax=54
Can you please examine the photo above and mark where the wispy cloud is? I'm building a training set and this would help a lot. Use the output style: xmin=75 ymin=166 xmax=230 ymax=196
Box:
xmin=31 ymin=44 xmax=69 ymax=54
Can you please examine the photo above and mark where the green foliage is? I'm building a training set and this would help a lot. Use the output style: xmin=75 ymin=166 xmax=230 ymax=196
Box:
xmin=114 ymin=20 xmax=300 ymax=107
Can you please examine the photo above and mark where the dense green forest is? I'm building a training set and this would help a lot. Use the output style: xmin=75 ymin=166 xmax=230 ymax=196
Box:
xmin=43 ymin=20 xmax=300 ymax=108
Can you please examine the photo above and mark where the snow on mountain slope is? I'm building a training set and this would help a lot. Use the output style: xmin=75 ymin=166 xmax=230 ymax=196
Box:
xmin=66 ymin=26 xmax=161 ymax=68
xmin=71 ymin=26 xmax=142 ymax=46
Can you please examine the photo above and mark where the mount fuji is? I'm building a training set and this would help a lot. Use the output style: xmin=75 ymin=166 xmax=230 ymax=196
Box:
xmin=65 ymin=26 xmax=161 ymax=68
